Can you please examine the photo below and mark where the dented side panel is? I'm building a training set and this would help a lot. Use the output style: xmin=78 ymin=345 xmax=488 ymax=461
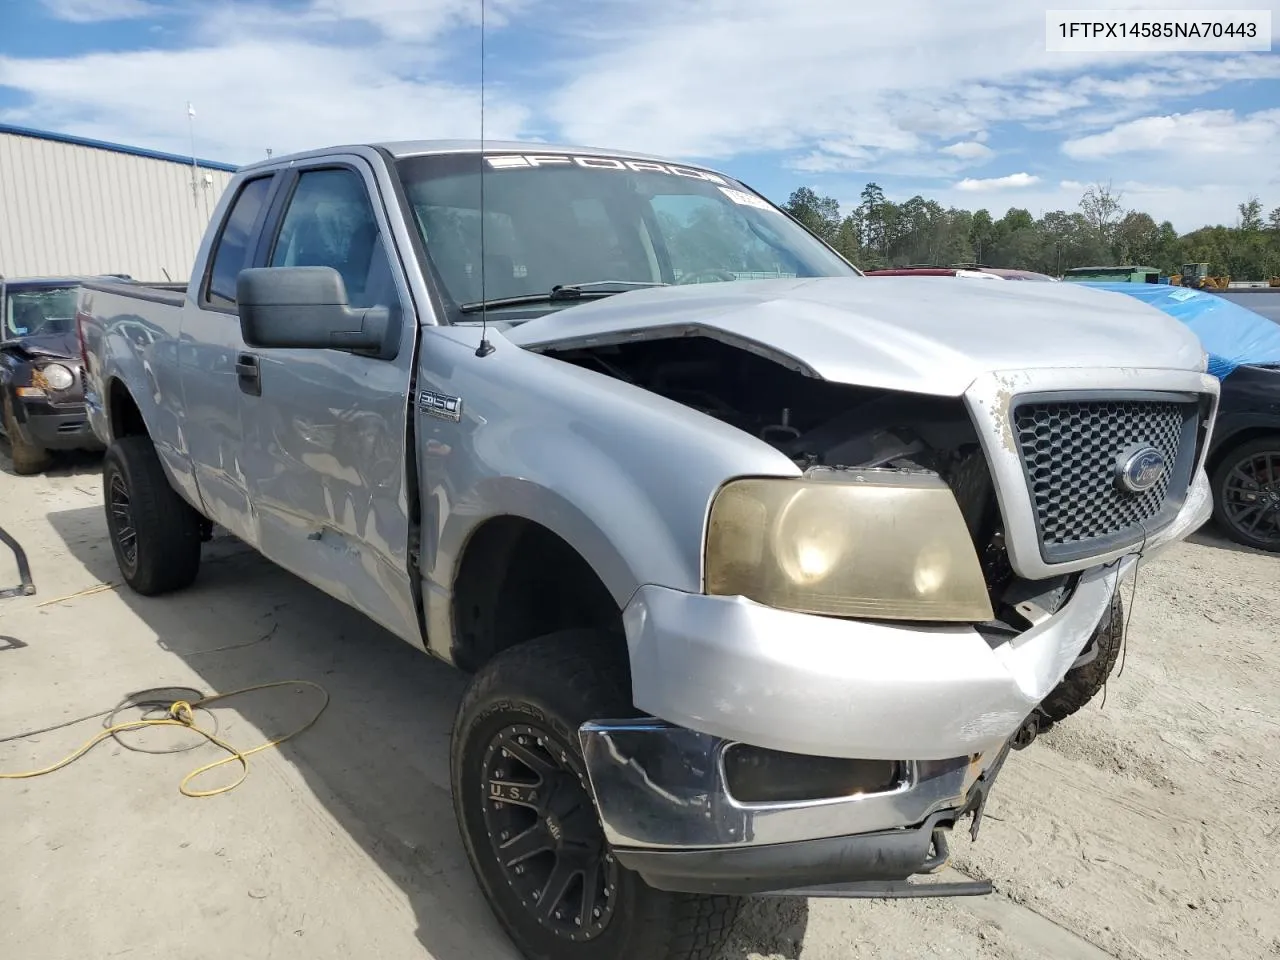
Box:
xmin=410 ymin=322 xmax=804 ymax=663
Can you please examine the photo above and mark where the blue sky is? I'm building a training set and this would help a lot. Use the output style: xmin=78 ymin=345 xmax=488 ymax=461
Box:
xmin=1 ymin=0 xmax=1278 ymax=231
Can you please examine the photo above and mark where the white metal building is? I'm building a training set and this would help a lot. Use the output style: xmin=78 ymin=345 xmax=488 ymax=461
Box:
xmin=0 ymin=123 xmax=238 ymax=282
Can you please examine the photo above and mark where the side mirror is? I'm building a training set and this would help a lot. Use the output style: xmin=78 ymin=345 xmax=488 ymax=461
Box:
xmin=236 ymin=266 xmax=399 ymax=360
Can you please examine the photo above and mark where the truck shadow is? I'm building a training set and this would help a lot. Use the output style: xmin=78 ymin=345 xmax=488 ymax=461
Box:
xmin=46 ymin=505 xmax=809 ymax=960
xmin=1186 ymin=526 xmax=1279 ymax=558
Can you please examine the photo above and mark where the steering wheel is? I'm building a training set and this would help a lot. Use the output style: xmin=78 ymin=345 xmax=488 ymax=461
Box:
xmin=676 ymin=269 xmax=738 ymax=285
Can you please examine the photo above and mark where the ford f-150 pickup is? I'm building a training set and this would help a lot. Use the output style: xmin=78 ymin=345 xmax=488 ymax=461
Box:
xmin=77 ymin=140 xmax=1218 ymax=960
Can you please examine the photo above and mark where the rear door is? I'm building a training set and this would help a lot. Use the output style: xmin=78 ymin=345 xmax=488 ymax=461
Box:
xmin=237 ymin=156 xmax=422 ymax=645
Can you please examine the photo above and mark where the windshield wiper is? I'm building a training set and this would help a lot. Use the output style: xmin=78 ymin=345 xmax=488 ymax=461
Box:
xmin=459 ymin=281 xmax=667 ymax=313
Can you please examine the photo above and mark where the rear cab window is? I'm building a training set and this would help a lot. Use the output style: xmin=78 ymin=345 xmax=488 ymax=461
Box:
xmin=204 ymin=175 xmax=274 ymax=308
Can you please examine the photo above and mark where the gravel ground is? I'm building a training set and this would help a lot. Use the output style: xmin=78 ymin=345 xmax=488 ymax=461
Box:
xmin=1 ymin=449 xmax=1277 ymax=960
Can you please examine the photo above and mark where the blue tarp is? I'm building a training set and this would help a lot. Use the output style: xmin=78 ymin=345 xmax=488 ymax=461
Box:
xmin=1078 ymin=282 xmax=1280 ymax=379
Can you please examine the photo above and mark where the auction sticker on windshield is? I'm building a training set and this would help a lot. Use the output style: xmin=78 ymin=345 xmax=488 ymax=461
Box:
xmin=719 ymin=186 xmax=776 ymax=211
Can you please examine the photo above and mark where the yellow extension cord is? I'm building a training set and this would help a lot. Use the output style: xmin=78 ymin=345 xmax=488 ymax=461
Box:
xmin=0 ymin=680 xmax=329 ymax=798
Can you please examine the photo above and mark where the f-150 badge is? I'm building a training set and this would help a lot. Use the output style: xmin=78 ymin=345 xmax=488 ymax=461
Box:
xmin=419 ymin=389 xmax=462 ymax=422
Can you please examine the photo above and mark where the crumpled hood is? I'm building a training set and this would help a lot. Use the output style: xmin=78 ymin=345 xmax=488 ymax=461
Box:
xmin=1 ymin=330 xmax=79 ymax=362
xmin=508 ymin=276 xmax=1207 ymax=396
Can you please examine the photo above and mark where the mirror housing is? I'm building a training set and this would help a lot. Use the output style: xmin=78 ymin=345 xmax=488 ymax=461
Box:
xmin=236 ymin=266 xmax=399 ymax=360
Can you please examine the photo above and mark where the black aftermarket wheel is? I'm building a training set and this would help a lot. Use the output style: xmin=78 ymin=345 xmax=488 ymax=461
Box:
xmin=1211 ymin=437 xmax=1280 ymax=552
xmin=480 ymin=722 xmax=620 ymax=940
xmin=451 ymin=630 xmax=742 ymax=960
xmin=102 ymin=435 xmax=204 ymax=595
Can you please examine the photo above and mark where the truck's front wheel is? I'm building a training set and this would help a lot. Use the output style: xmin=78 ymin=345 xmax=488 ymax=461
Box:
xmin=1038 ymin=591 xmax=1124 ymax=725
xmin=102 ymin=435 xmax=203 ymax=595
xmin=451 ymin=630 xmax=741 ymax=960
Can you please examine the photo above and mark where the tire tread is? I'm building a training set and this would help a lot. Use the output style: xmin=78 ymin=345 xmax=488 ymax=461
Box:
xmin=1039 ymin=593 xmax=1124 ymax=723
xmin=452 ymin=631 xmax=742 ymax=960
xmin=103 ymin=435 xmax=203 ymax=595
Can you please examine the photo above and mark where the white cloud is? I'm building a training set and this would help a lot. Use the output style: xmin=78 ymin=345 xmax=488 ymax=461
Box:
xmin=0 ymin=41 xmax=531 ymax=162
xmin=1059 ymin=179 xmax=1085 ymax=189
xmin=301 ymin=0 xmax=528 ymax=40
xmin=41 ymin=0 xmax=154 ymax=21
xmin=7 ymin=0 xmax=1280 ymax=231
xmin=955 ymin=172 xmax=1040 ymax=191
xmin=940 ymin=140 xmax=994 ymax=160
xmin=0 ymin=3 xmax=534 ymax=162
xmin=1063 ymin=108 xmax=1280 ymax=159
xmin=545 ymin=0 xmax=1278 ymax=161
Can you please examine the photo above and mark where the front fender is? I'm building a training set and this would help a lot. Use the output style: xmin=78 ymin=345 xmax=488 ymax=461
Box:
xmin=415 ymin=324 xmax=801 ymax=657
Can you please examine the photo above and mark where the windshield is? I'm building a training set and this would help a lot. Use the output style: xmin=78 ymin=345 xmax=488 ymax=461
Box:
xmin=3 ymin=286 xmax=79 ymax=340
xmin=395 ymin=152 xmax=859 ymax=318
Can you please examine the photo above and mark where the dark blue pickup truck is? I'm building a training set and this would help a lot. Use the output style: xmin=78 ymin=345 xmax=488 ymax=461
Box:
xmin=0 ymin=274 xmax=123 ymax=473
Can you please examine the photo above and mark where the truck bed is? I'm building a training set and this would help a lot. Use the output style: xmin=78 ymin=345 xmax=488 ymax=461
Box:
xmin=80 ymin=278 xmax=188 ymax=306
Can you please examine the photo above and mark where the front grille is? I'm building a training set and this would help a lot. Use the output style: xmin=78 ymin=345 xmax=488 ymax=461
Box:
xmin=1013 ymin=397 xmax=1200 ymax=562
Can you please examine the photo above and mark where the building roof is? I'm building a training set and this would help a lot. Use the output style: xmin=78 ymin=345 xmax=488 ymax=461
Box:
xmin=0 ymin=121 xmax=239 ymax=172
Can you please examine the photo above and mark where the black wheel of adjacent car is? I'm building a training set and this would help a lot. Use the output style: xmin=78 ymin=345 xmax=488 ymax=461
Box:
xmin=451 ymin=630 xmax=742 ymax=960
xmin=2 ymin=394 xmax=53 ymax=476
xmin=102 ymin=435 xmax=204 ymax=595
xmin=1211 ymin=436 xmax=1280 ymax=552
xmin=1039 ymin=592 xmax=1124 ymax=725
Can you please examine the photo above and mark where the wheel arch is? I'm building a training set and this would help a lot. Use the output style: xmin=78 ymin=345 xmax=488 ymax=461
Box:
xmin=446 ymin=511 xmax=629 ymax=674
xmin=106 ymin=376 xmax=148 ymax=441
xmin=1206 ymin=423 xmax=1280 ymax=476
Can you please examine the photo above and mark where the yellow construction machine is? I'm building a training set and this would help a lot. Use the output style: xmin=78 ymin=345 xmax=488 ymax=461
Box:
xmin=1170 ymin=262 xmax=1230 ymax=290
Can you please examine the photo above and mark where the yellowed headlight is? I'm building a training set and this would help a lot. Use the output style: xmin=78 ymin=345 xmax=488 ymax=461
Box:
xmin=705 ymin=471 xmax=994 ymax=622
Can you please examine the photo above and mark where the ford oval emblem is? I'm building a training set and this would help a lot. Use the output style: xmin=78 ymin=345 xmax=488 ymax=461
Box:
xmin=1116 ymin=446 xmax=1167 ymax=494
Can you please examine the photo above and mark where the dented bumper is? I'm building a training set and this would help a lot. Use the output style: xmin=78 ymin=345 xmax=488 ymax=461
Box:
xmin=622 ymin=468 xmax=1210 ymax=763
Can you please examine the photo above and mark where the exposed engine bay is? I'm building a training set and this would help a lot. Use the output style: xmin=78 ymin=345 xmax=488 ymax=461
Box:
xmin=544 ymin=333 xmax=1076 ymax=630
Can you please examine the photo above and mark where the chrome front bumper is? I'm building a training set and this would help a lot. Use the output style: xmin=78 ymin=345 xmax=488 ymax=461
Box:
xmin=576 ymin=718 xmax=1009 ymax=895
xmin=579 ymin=720 xmax=996 ymax=850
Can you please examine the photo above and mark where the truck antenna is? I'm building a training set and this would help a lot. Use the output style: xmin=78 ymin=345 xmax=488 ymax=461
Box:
xmin=474 ymin=0 xmax=495 ymax=358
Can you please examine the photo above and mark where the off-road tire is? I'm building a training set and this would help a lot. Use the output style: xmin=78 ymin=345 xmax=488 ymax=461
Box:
xmin=102 ymin=435 xmax=203 ymax=595
xmin=451 ymin=630 xmax=742 ymax=960
xmin=2 ymin=394 xmax=53 ymax=475
xmin=1039 ymin=592 xmax=1124 ymax=724
xmin=1210 ymin=436 xmax=1280 ymax=553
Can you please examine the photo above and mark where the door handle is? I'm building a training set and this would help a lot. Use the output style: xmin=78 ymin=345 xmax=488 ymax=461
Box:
xmin=236 ymin=353 xmax=261 ymax=396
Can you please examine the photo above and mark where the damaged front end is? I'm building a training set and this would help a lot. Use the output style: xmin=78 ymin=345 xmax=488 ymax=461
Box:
xmin=538 ymin=330 xmax=1215 ymax=899
xmin=543 ymin=332 xmax=1083 ymax=632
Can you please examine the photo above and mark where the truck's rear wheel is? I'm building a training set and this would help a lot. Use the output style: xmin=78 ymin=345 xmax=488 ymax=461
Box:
xmin=2 ymin=394 xmax=53 ymax=475
xmin=102 ymin=435 xmax=203 ymax=596
xmin=451 ymin=631 xmax=742 ymax=960
xmin=1039 ymin=592 xmax=1124 ymax=724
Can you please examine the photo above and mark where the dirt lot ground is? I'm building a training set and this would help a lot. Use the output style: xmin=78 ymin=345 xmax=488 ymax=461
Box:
xmin=1 ymin=449 xmax=1278 ymax=960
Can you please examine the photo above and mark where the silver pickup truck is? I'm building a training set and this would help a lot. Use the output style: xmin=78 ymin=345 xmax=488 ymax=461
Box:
xmin=78 ymin=140 xmax=1217 ymax=960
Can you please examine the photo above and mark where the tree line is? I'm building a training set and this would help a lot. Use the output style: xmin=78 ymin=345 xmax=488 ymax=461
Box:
xmin=782 ymin=182 xmax=1280 ymax=281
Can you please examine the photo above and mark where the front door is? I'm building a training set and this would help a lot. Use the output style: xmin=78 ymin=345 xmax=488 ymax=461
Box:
xmin=238 ymin=159 xmax=421 ymax=645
